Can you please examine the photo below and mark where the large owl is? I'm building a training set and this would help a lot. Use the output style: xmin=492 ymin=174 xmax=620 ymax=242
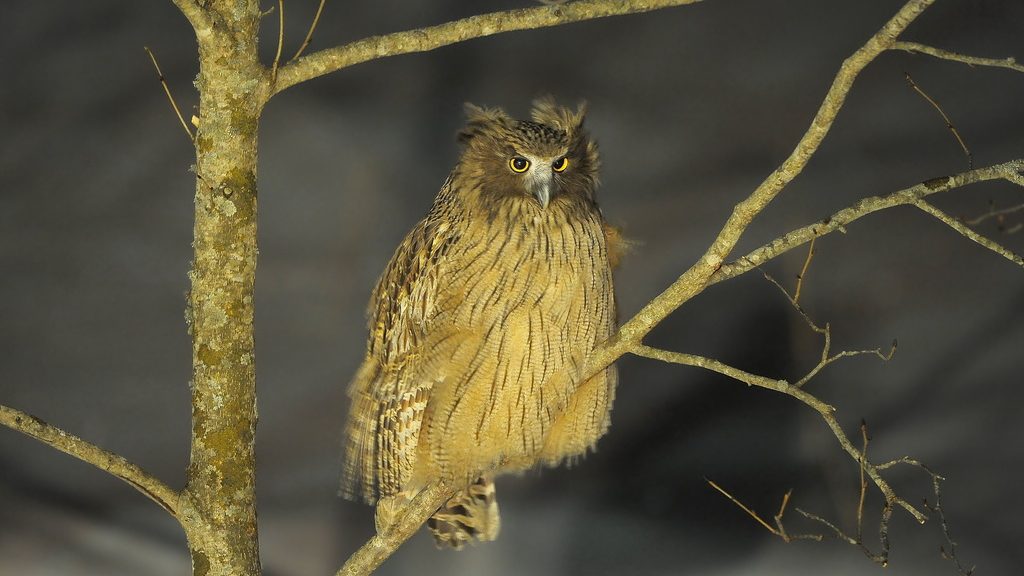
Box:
xmin=342 ymin=98 xmax=621 ymax=548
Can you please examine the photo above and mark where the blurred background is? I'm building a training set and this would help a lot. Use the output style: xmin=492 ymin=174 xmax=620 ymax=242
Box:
xmin=1 ymin=1 xmax=1022 ymax=574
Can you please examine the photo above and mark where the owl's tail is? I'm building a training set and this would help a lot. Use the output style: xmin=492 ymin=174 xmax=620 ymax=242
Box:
xmin=427 ymin=476 xmax=501 ymax=549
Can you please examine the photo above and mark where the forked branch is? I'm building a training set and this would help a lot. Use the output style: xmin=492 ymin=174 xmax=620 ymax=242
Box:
xmin=629 ymin=344 xmax=926 ymax=523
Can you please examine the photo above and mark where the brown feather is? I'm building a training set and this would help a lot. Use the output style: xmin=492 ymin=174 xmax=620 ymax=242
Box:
xmin=342 ymin=100 xmax=619 ymax=547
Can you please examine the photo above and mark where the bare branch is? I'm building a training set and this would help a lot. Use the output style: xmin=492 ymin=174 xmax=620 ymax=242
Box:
xmin=273 ymin=0 xmax=705 ymax=95
xmin=874 ymin=459 xmax=975 ymax=574
xmin=291 ymin=0 xmax=327 ymax=61
xmin=270 ymin=0 xmax=285 ymax=84
xmin=759 ymin=269 xmax=896 ymax=389
xmin=0 ymin=404 xmax=181 ymax=517
xmin=712 ymin=158 xmax=1024 ymax=287
xmin=336 ymin=483 xmax=455 ymax=576
xmin=630 ymin=345 xmax=927 ymax=523
xmin=793 ymin=237 xmax=816 ymax=305
xmin=894 ymin=41 xmax=1024 ymax=74
xmin=705 ymin=479 xmax=822 ymax=543
xmin=965 ymin=200 xmax=1024 ymax=228
xmin=904 ymin=72 xmax=972 ymax=169
xmin=915 ymin=199 xmax=1024 ymax=267
xmin=143 ymin=46 xmax=195 ymax=142
xmin=797 ymin=505 xmax=893 ymax=566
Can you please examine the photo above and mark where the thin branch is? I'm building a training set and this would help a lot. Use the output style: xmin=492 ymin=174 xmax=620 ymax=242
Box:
xmin=273 ymin=0 xmax=705 ymax=94
xmin=705 ymin=479 xmax=822 ymax=542
xmin=759 ymin=269 xmax=896 ymax=389
xmin=290 ymin=0 xmax=326 ymax=61
xmin=904 ymin=72 xmax=972 ymax=169
xmin=336 ymin=483 xmax=455 ymax=576
xmin=711 ymin=158 xmax=1024 ymax=287
xmin=965 ymin=201 xmax=1024 ymax=227
xmin=793 ymin=237 xmax=816 ymax=305
xmin=915 ymin=199 xmax=1024 ymax=267
xmin=0 ymin=404 xmax=181 ymax=517
xmin=270 ymin=0 xmax=285 ymax=84
xmin=630 ymin=345 xmax=928 ymax=523
xmin=797 ymin=505 xmax=893 ymax=566
xmin=894 ymin=41 xmax=1024 ymax=74
xmin=856 ymin=420 xmax=869 ymax=542
xmin=877 ymin=459 xmax=975 ymax=575
xmin=144 ymin=46 xmax=195 ymax=142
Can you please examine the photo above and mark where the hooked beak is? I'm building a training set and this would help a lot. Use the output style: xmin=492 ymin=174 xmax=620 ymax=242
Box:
xmin=528 ymin=167 xmax=553 ymax=209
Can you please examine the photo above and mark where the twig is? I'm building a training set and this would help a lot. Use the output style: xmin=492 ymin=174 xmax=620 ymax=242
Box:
xmin=966 ymin=201 xmax=1024 ymax=226
xmin=916 ymin=199 xmax=1024 ymax=267
xmin=856 ymin=420 xmax=869 ymax=542
xmin=793 ymin=237 xmax=816 ymax=304
xmin=290 ymin=0 xmax=326 ymax=61
xmin=894 ymin=41 xmax=1024 ymax=74
xmin=904 ymin=72 xmax=972 ymax=169
xmin=758 ymin=269 xmax=896 ymax=389
xmin=335 ymin=483 xmax=455 ymax=576
xmin=965 ymin=200 xmax=1024 ymax=233
xmin=273 ymin=0 xmax=706 ymax=94
xmin=143 ymin=46 xmax=195 ymax=142
xmin=0 ymin=404 xmax=181 ymax=517
xmin=706 ymin=477 xmax=778 ymax=534
xmin=271 ymin=0 xmax=285 ymax=84
xmin=629 ymin=344 xmax=927 ymax=524
xmin=705 ymin=479 xmax=822 ymax=542
xmin=877 ymin=458 xmax=975 ymax=574
xmin=797 ymin=505 xmax=892 ymax=566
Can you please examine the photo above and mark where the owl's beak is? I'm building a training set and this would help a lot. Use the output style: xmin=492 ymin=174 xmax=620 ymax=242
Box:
xmin=528 ymin=168 xmax=553 ymax=209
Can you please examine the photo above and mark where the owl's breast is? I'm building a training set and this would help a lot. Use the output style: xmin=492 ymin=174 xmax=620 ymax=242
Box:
xmin=416 ymin=204 xmax=616 ymax=481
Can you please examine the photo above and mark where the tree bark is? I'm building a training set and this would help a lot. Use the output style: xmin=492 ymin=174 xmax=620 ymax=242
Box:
xmin=179 ymin=1 xmax=267 ymax=574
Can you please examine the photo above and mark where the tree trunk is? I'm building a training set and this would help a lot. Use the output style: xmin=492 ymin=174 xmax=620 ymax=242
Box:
xmin=180 ymin=2 xmax=266 ymax=574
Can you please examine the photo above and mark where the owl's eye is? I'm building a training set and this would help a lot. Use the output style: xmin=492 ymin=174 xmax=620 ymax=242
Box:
xmin=509 ymin=156 xmax=530 ymax=173
xmin=552 ymin=157 xmax=569 ymax=172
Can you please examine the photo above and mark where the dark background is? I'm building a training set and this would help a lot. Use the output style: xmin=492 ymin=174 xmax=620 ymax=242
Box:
xmin=1 ymin=1 xmax=1022 ymax=574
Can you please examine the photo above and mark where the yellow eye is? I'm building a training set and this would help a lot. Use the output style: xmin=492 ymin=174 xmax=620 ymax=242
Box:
xmin=552 ymin=157 xmax=569 ymax=172
xmin=509 ymin=156 xmax=530 ymax=173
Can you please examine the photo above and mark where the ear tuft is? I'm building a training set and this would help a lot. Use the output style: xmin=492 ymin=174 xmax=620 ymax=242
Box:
xmin=530 ymin=96 xmax=587 ymax=136
xmin=457 ymin=103 xmax=509 ymax=144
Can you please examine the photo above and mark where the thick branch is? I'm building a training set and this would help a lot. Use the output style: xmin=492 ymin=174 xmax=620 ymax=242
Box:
xmin=171 ymin=0 xmax=214 ymax=33
xmin=628 ymin=346 xmax=927 ymax=523
xmin=273 ymin=0 xmax=703 ymax=94
xmin=712 ymin=158 xmax=1024 ymax=285
xmin=894 ymin=41 xmax=1024 ymax=73
xmin=0 ymin=404 xmax=181 ymax=517
xmin=336 ymin=483 xmax=455 ymax=576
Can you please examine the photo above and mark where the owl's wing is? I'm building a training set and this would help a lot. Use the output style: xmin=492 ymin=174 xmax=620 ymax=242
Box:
xmin=342 ymin=182 xmax=459 ymax=503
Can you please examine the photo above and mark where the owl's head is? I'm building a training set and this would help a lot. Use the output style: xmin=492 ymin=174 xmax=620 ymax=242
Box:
xmin=455 ymin=97 xmax=600 ymax=209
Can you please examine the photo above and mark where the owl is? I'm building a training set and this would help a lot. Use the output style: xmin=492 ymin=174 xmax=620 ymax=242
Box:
xmin=342 ymin=98 xmax=621 ymax=549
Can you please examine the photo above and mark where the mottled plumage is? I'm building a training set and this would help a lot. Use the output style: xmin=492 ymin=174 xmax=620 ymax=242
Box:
xmin=342 ymin=98 xmax=620 ymax=548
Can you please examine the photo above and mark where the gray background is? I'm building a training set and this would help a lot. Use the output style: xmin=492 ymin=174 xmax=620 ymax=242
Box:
xmin=1 ymin=1 xmax=1022 ymax=574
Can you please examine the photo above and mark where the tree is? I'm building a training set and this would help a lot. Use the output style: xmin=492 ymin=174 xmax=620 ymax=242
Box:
xmin=1 ymin=0 xmax=1021 ymax=574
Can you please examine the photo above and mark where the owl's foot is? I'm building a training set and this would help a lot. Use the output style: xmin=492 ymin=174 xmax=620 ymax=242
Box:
xmin=427 ymin=476 xmax=501 ymax=549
